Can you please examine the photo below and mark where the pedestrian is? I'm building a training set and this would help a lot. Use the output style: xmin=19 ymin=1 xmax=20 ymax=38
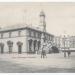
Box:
xmin=41 ymin=50 xmax=47 ymax=58
xmin=67 ymin=51 xmax=71 ymax=58
xmin=41 ymin=45 xmax=47 ymax=58
xmin=64 ymin=51 xmax=66 ymax=58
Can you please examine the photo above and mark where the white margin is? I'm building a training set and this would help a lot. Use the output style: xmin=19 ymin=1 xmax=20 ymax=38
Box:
xmin=0 ymin=0 xmax=75 ymax=2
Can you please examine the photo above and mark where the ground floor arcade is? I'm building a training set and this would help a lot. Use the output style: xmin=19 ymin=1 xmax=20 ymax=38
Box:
xmin=0 ymin=38 xmax=41 ymax=54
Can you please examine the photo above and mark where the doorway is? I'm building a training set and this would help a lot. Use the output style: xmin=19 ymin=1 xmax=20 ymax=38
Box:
xmin=7 ymin=41 xmax=13 ymax=53
xmin=18 ymin=45 xmax=22 ymax=54
xmin=0 ymin=43 xmax=4 ymax=54
xmin=17 ymin=41 xmax=23 ymax=54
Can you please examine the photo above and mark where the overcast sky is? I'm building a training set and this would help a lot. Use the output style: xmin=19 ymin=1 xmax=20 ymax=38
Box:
xmin=0 ymin=2 xmax=75 ymax=36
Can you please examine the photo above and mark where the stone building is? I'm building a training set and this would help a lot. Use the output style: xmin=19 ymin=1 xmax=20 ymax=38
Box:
xmin=54 ymin=35 xmax=75 ymax=51
xmin=0 ymin=11 xmax=54 ymax=54
xmin=69 ymin=36 xmax=75 ymax=50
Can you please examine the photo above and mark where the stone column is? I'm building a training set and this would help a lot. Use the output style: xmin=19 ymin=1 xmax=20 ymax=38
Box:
xmin=27 ymin=40 xmax=29 ymax=53
xmin=26 ymin=30 xmax=29 ymax=54
xmin=35 ymin=41 xmax=38 ymax=54
xmin=32 ymin=40 xmax=34 ymax=53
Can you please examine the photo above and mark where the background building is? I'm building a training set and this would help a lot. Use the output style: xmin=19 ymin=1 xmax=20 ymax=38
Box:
xmin=54 ymin=35 xmax=75 ymax=51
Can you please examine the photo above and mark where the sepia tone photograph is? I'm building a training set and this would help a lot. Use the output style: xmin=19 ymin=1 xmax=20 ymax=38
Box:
xmin=0 ymin=2 xmax=75 ymax=73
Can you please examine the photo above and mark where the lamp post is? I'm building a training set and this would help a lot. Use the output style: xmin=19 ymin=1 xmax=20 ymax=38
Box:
xmin=67 ymin=35 xmax=70 ymax=51
xmin=40 ymin=11 xmax=47 ymax=52
xmin=63 ymin=35 xmax=66 ymax=57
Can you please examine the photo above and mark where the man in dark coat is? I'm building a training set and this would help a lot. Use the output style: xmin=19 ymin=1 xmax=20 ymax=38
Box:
xmin=41 ymin=44 xmax=47 ymax=58
xmin=67 ymin=51 xmax=71 ymax=58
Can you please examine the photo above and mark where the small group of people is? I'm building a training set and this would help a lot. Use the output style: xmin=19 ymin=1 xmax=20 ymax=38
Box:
xmin=64 ymin=51 xmax=71 ymax=58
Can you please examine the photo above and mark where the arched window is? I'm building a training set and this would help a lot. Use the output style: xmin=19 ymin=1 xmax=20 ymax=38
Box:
xmin=7 ymin=40 xmax=13 ymax=53
xmin=17 ymin=41 xmax=23 ymax=54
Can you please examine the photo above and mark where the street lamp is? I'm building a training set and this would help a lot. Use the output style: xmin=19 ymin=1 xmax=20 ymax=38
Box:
xmin=63 ymin=35 xmax=66 ymax=57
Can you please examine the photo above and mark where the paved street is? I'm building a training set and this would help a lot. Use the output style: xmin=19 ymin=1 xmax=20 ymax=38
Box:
xmin=0 ymin=52 xmax=75 ymax=73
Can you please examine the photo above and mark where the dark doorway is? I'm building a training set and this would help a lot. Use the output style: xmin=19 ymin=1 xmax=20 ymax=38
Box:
xmin=0 ymin=44 xmax=4 ymax=54
xmin=28 ymin=39 xmax=32 ymax=53
xmin=18 ymin=45 xmax=22 ymax=54
xmin=38 ymin=41 xmax=41 ymax=50
xmin=9 ymin=46 xmax=13 ymax=53
xmin=0 ymin=43 xmax=4 ymax=54
xmin=34 ymin=40 xmax=37 ymax=53
xmin=7 ymin=41 xmax=13 ymax=53
xmin=1 ymin=46 xmax=4 ymax=53
xmin=17 ymin=41 xmax=23 ymax=54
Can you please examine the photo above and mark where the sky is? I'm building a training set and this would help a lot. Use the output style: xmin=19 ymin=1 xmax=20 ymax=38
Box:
xmin=0 ymin=2 xmax=75 ymax=36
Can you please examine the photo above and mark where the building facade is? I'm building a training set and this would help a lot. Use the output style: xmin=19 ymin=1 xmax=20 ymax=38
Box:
xmin=69 ymin=36 xmax=75 ymax=50
xmin=0 ymin=11 xmax=54 ymax=54
xmin=54 ymin=35 xmax=75 ymax=51
xmin=0 ymin=26 xmax=54 ymax=54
